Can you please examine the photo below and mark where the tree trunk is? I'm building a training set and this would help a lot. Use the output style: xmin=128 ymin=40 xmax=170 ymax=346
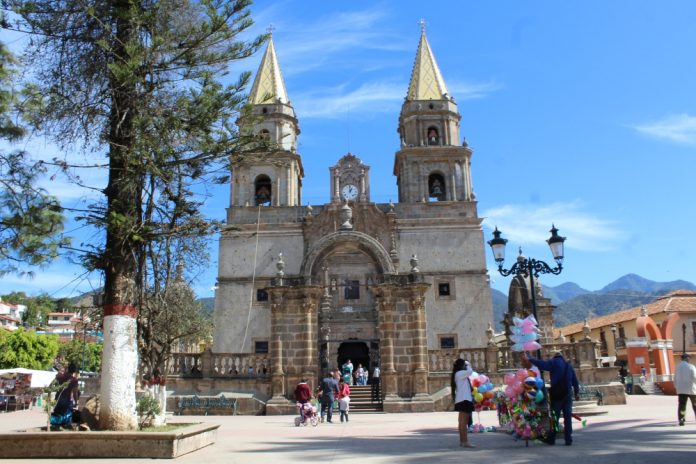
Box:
xmin=99 ymin=0 xmax=140 ymax=431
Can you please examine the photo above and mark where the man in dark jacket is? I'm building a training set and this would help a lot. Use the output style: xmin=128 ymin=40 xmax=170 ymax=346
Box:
xmin=319 ymin=369 xmax=340 ymax=423
xmin=522 ymin=351 xmax=579 ymax=445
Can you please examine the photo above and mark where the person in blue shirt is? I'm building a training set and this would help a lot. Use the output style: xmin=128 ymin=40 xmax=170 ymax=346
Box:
xmin=521 ymin=351 xmax=579 ymax=446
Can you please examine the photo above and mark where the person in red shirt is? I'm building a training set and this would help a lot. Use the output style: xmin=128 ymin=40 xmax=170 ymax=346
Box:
xmin=294 ymin=379 xmax=312 ymax=423
xmin=338 ymin=378 xmax=351 ymax=422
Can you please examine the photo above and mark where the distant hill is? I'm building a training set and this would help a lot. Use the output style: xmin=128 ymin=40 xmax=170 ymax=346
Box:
xmin=600 ymin=273 xmax=696 ymax=293
xmin=492 ymin=274 xmax=695 ymax=329
xmin=552 ymin=274 xmax=695 ymax=327
xmin=199 ymin=297 xmax=214 ymax=313
xmin=541 ymin=282 xmax=591 ymax=305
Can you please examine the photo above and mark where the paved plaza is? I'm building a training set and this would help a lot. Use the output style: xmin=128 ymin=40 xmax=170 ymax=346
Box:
xmin=0 ymin=394 xmax=693 ymax=463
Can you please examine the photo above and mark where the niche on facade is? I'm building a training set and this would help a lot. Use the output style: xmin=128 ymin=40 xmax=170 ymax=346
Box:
xmin=428 ymin=172 xmax=446 ymax=201
xmin=427 ymin=126 xmax=440 ymax=146
xmin=254 ymin=174 xmax=272 ymax=206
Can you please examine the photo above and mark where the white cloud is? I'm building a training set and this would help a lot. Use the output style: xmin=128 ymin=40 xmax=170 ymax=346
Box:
xmin=632 ymin=113 xmax=696 ymax=145
xmin=293 ymin=81 xmax=403 ymax=118
xmin=293 ymin=78 xmax=500 ymax=119
xmin=482 ymin=202 xmax=618 ymax=252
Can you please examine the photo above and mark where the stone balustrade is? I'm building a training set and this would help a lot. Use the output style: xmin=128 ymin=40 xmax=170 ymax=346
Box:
xmin=169 ymin=350 xmax=270 ymax=378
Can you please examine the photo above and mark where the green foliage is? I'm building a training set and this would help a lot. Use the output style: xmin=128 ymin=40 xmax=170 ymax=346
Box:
xmin=2 ymin=291 xmax=57 ymax=327
xmin=138 ymin=272 xmax=213 ymax=376
xmin=58 ymin=339 xmax=103 ymax=373
xmin=6 ymin=0 xmax=265 ymax=311
xmin=136 ymin=394 xmax=161 ymax=429
xmin=0 ymin=41 xmax=67 ymax=276
xmin=0 ymin=328 xmax=59 ymax=369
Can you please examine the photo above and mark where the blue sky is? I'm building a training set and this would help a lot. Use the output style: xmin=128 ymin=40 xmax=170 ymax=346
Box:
xmin=3 ymin=0 xmax=696 ymax=299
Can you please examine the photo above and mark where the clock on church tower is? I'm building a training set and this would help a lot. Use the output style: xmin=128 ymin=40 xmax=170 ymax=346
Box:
xmin=330 ymin=154 xmax=370 ymax=203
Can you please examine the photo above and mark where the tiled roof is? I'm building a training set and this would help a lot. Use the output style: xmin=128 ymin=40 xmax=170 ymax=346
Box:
xmin=555 ymin=290 xmax=696 ymax=336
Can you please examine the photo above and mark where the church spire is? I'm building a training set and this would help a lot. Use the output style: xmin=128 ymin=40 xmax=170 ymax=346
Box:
xmin=248 ymin=35 xmax=290 ymax=105
xmin=406 ymin=27 xmax=449 ymax=101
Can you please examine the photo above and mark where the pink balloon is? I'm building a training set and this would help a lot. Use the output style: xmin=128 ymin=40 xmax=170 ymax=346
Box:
xmin=504 ymin=373 xmax=515 ymax=385
xmin=479 ymin=375 xmax=489 ymax=384
xmin=516 ymin=369 xmax=528 ymax=381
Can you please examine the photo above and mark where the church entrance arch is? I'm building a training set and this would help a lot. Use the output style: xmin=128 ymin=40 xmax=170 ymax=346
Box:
xmin=337 ymin=341 xmax=370 ymax=377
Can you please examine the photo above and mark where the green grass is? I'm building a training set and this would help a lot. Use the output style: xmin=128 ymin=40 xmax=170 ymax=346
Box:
xmin=140 ymin=423 xmax=196 ymax=432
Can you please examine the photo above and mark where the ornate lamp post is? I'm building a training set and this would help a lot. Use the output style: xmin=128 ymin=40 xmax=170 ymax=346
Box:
xmin=683 ymin=323 xmax=687 ymax=354
xmin=487 ymin=224 xmax=566 ymax=360
xmin=610 ymin=323 xmax=617 ymax=366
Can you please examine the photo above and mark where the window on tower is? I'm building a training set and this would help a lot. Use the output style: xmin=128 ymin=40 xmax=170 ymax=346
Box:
xmin=254 ymin=174 xmax=272 ymax=206
xmin=428 ymin=173 xmax=446 ymax=201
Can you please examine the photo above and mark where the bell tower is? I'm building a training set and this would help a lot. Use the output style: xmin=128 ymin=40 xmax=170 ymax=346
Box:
xmin=232 ymin=34 xmax=303 ymax=207
xmin=394 ymin=26 xmax=474 ymax=204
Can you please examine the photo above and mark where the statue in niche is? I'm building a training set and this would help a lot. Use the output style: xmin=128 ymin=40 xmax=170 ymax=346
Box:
xmin=427 ymin=127 xmax=439 ymax=145
xmin=255 ymin=185 xmax=271 ymax=205
xmin=429 ymin=177 xmax=444 ymax=200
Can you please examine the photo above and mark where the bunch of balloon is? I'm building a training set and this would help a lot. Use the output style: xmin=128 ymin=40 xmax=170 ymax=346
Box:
xmin=497 ymin=368 xmax=547 ymax=445
xmin=468 ymin=372 xmax=498 ymax=432
xmin=510 ymin=315 xmax=541 ymax=352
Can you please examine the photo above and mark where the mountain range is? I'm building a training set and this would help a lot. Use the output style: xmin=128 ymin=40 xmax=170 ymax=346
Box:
xmin=491 ymin=273 xmax=696 ymax=330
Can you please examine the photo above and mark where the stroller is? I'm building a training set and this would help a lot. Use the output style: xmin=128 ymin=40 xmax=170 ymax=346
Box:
xmin=294 ymin=401 xmax=319 ymax=427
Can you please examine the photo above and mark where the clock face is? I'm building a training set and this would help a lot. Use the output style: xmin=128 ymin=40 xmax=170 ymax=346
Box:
xmin=341 ymin=184 xmax=358 ymax=200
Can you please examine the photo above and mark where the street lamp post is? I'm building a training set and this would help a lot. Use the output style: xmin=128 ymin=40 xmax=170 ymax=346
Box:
xmin=488 ymin=225 xmax=566 ymax=360
xmin=683 ymin=323 xmax=687 ymax=354
xmin=610 ymin=323 xmax=617 ymax=366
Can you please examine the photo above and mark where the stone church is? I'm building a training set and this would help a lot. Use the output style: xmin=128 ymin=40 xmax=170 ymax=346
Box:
xmin=213 ymin=30 xmax=493 ymax=408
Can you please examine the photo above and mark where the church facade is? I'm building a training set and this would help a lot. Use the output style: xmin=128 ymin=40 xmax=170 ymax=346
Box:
xmin=213 ymin=30 xmax=493 ymax=408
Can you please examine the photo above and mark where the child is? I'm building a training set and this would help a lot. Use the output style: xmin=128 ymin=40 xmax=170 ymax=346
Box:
xmin=338 ymin=378 xmax=350 ymax=423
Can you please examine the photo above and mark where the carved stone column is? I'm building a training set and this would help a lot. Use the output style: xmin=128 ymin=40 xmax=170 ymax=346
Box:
xmin=268 ymin=297 xmax=286 ymax=402
xmin=376 ymin=294 xmax=398 ymax=400
xmin=410 ymin=291 xmax=431 ymax=399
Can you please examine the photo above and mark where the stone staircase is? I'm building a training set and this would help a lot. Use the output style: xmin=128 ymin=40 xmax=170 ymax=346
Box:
xmin=347 ymin=385 xmax=383 ymax=413
xmin=634 ymin=382 xmax=665 ymax=395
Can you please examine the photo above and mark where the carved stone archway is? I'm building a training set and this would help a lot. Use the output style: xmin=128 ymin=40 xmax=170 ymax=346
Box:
xmin=300 ymin=230 xmax=395 ymax=279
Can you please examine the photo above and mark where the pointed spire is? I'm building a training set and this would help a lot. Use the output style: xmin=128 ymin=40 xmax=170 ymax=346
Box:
xmin=406 ymin=27 xmax=449 ymax=101
xmin=248 ymin=35 xmax=290 ymax=105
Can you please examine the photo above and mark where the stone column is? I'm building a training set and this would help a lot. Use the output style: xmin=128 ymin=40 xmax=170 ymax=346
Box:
xmin=300 ymin=296 xmax=320 ymax=381
xmin=268 ymin=297 xmax=286 ymax=402
xmin=410 ymin=292 xmax=430 ymax=399
xmin=377 ymin=296 xmax=398 ymax=401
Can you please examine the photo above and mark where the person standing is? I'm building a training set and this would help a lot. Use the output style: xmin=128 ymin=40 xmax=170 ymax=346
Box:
xmin=521 ymin=351 xmax=579 ymax=446
xmin=625 ymin=371 xmax=633 ymax=394
xmin=675 ymin=353 xmax=696 ymax=426
xmin=338 ymin=378 xmax=351 ymax=422
xmin=372 ymin=365 xmax=381 ymax=402
xmin=342 ymin=359 xmax=354 ymax=385
xmin=51 ymin=362 xmax=80 ymax=429
xmin=451 ymin=358 xmax=475 ymax=448
xmin=320 ymin=369 xmax=340 ymax=423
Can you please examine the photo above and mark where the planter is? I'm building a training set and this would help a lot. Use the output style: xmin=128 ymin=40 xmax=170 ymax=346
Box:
xmin=0 ymin=422 xmax=219 ymax=459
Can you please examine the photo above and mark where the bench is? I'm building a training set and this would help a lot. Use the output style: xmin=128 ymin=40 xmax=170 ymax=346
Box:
xmin=576 ymin=385 xmax=603 ymax=405
xmin=177 ymin=395 xmax=237 ymax=416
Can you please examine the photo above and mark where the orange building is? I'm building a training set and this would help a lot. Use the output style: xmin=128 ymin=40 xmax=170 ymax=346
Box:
xmin=555 ymin=290 xmax=696 ymax=392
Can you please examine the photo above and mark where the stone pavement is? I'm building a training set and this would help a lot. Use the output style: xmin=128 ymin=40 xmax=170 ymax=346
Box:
xmin=1 ymin=394 xmax=693 ymax=463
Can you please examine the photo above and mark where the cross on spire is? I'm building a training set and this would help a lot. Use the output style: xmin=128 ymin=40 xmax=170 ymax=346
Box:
xmin=419 ymin=18 xmax=426 ymax=33
xmin=266 ymin=24 xmax=275 ymax=36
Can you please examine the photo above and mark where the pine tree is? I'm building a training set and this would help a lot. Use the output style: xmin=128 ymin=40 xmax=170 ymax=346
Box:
xmin=0 ymin=41 xmax=67 ymax=276
xmin=5 ymin=0 xmax=265 ymax=429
